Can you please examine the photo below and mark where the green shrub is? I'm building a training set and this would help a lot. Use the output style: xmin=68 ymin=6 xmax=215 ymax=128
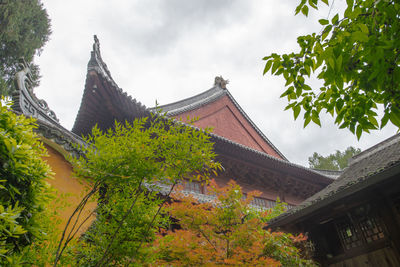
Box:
xmin=0 ymin=99 xmax=52 ymax=264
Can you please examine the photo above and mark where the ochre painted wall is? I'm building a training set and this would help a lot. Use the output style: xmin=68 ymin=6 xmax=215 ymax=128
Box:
xmin=42 ymin=143 xmax=96 ymax=236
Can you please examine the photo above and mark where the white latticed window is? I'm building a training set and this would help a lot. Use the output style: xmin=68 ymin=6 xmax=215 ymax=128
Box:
xmin=266 ymin=199 xmax=277 ymax=209
xmin=252 ymin=197 xmax=267 ymax=207
xmin=184 ymin=180 xmax=202 ymax=194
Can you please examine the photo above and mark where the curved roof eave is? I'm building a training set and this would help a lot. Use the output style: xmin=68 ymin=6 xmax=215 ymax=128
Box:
xmin=268 ymin=133 xmax=400 ymax=228
xmin=72 ymin=36 xmax=149 ymax=136
xmin=208 ymin=130 xmax=333 ymax=184
xmin=166 ymin=117 xmax=334 ymax=185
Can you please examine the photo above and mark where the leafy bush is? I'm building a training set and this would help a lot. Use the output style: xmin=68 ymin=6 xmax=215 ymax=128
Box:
xmin=0 ymin=99 xmax=52 ymax=264
xmin=54 ymin=113 xmax=221 ymax=266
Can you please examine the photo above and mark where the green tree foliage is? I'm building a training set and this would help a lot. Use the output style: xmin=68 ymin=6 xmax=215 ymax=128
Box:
xmin=0 ymin=99 xmax=53 ymax=264
xmin=263 ymin=0 xmax=400 ymax=139
xmin=154 ymin=180 xmax=316 ymax=266
xmin=309 ymin=146 xmax=361 ymax=170
xmin=0 ymin=0 xmax=51 ymax=96
xmin=54 ymin=113 xmax=221 ymax=266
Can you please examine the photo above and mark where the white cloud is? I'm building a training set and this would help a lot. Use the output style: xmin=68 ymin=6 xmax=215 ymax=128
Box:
xmin=35 ymin=0 xmax=398 ymax=167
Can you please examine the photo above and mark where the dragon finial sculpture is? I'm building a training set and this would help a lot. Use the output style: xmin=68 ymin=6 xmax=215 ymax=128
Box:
xmin=214 ymin=76 xmax=229 ymax=89
xmin=93 ymin=35 xmax=100 ymax=55
xmin=12 ymin=58 xmax=59 ymax=123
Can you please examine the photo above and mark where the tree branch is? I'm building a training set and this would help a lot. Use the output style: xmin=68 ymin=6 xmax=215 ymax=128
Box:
xmin=95 ymin=177 xmax=146 ymax=267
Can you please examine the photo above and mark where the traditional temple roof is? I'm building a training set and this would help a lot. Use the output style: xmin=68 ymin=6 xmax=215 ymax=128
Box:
xmin=72 ymin=36 xmax=149 ymax=136
xmin=208 ymin=130 xmax=333 ymax=190
xmin=11 ymin=59 xmax=84 ymax=156
xmin=151 ymin=77 xmax=287 ymax=160
xmin=70 ymin=36 xmax=333 ymax=199
xmin=269 ymin=133 xmax=400 ymax=227
xmin=151 ymin=77 xmax=228 ymax=116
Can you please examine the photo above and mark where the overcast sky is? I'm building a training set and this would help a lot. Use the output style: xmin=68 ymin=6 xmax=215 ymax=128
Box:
xmin=35 ymin=0 xmax=397 ymax=166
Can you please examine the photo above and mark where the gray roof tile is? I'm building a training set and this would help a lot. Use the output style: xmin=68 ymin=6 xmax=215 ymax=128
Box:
xmin=152 ymin=80 xmax=287 ymax=160
xmin=269 ymin=133 xmax=400 ymax=227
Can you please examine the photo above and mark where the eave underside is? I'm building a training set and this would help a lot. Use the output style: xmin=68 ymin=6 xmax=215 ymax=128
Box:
xmin=212 ymin=136 xmax=333 ymax=199
xmin=269 ymin=133 xmax=400 ymax=228
xmin=72 ymin=70 xmax=149 ymax=136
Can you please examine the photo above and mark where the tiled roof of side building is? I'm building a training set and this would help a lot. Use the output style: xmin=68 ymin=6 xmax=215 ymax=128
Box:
xmin=269 ymin=133 xmax=400 ymax=228
xmin=151 ymin=77 xmax=288 ymax=161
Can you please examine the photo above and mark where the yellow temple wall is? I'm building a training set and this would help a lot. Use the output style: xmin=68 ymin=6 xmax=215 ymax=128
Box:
xmin=41 ymin=140 xmax=96 ymax=236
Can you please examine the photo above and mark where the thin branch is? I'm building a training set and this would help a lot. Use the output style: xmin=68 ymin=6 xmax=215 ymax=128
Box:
xmin=66 ymin=209 xmax=96 ymax=246
xmin=56 ymin=208 xmax=97 ymax=264
xmin=124 ymin=181 xmax=178 ymax=266
xmin=65 ymin=190 xmax=93 ymax=240
xmin=95 ymin=177 xmax=146 ymax=267
xmin=198 ymin=228 xmax=218 ymax=253
xmin=326 ymin=0 xmax=335 ymax=19
xmin=53 ymin=182 xmax=100 ymax=266
xmin=53 ymin=160 xmax=129 ymax=266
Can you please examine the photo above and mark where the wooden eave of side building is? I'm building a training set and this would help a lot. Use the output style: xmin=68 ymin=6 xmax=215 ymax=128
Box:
xmin=151 ymin=79 xmax=287 ymax=161
xmin=268 ymin=133 xmax=400 ymax=229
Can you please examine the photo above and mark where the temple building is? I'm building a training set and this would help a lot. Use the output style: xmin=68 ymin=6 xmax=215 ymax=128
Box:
xmin=12 ymin=36 xmax=400 ymax=266
xmin=11 ymin=37 xmax=334 ymax=228
xmin=269 ymin=134 xmax=400 ymax=266
xmin=70 ymin=36 xmax=333 ymax=207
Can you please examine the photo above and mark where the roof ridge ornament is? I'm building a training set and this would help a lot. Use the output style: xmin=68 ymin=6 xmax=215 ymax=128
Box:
xmin=12 ymin=58 xmax=59 ymax=123
xmin=93 ymin=34 xmax=100 ymax=54
xmin=214 ymin=76 xmax=229 ymax=89
xmin=88 ymin=35 xmax=119 ymax=88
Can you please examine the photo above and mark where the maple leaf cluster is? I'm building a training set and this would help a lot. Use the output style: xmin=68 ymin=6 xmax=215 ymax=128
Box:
xmin=153 ymin=180 xmax=316 ymax=266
